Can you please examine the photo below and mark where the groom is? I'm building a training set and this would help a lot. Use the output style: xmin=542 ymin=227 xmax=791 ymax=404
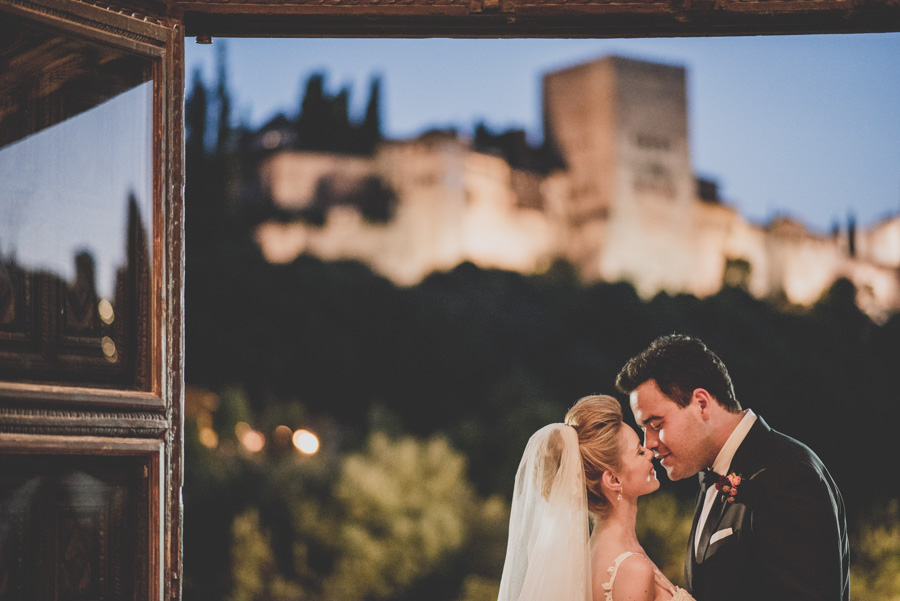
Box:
xmin=616 ymin=334 xmax=849 ymax=601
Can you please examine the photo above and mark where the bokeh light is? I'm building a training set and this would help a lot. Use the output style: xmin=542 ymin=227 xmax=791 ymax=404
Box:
xmin=292 ymin=429 xmax=319 ymax=455
xmin=100 ymin=336 xmax=118 ymax=363
xmin=198 ymin=427 xmax=218 ymax=448
xmin=236 ymin=421 xmax=265 ymax=453
xmin=274 ymin=425 xmax=293 ymax=447
xmin=98 ymin=299 xmax=115 ymax=324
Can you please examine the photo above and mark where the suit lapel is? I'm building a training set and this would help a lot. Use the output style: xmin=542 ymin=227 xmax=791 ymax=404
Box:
xmin=697 ymin=491 xmax=728 ymax=559
xmin=696 ymin=417 xmax=773 ymax=560
xmin=686 ymin=475 xmax=706 ymax=587
xmin=728 ymin=415 xmax=771 ymax=475
xmin=688 ymin=481 xmax=706 ymax=561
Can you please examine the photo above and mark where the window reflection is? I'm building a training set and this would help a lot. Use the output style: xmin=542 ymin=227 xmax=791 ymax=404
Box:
xmin=0 ymin=17 xmax=154 ymax=389
xmin=0 ymin=454 xmax=147 ymax=599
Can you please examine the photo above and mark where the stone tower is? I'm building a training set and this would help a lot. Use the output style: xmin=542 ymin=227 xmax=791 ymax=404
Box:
xmin=543 ymin=56 xmax=698 ymax=292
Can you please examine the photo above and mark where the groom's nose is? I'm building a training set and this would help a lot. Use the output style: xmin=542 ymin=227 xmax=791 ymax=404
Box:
xmin=643 ymin=429 xmax=659 ymax=450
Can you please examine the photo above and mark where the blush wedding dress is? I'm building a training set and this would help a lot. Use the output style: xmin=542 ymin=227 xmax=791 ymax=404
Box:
xmin=602 ymin=552 xmax=694 ymax=601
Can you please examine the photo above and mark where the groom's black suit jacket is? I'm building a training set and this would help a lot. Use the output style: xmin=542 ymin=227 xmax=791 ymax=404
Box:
xmin=686 ymin=416 xmax=849 ymax=601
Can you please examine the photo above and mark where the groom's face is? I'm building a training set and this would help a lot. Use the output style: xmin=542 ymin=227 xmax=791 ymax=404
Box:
xmin=630 ymin=379 xmax=710 ymax=481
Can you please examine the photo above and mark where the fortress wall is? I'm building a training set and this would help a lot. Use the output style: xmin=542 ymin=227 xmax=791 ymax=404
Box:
xmin=564 ymin=219 xmax=611 ymax=281
xmin=856 ymin=215 xmax=900 ymax=268
xmin=252 ymin=55 xmax=900 ymax=318
xmin=844 ymin=260 xmax=900 ymax=321
xmin=464 ymin=151 xmax=517 ymax=212
xmin=541 ymin=171 xmax=611 ymax=277
xmin=723 ymin=218 xmax=774 ymax=298
xmin=769 ymin=231 xmax=845 ymax=306
xmin=598 ymin=197 xmax=696 ymax=297
xmin=460 ymin=151 xmax=555 ymax=271
xmin=374 ymin=137 xmax=470 ymax=281
xmin=260 ymin=151 xmax=373 ymax=209
xmin=683 ymin=201 xmax=740 ymax=297
xmin=254 ymin=205 xmax=418 ymax=282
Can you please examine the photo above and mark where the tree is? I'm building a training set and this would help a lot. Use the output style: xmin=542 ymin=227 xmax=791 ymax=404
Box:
xmin=185 ymin=68 xmax=208 ymax=160
xmin=359 ymin=76 xmax=383 ymax=154
xmin=215 ymin=43 xmax=232 ymax=163
xmin=229 ymin=509 xmax=272 ymax=601
xmin=851 ymin=499 xmax=900 ymax=600
xmin=296 ymin=73 xmax=328 ymax=151
xmin=322 ymin=432 xmax=476 ymax=601
xmin=635 ymin=492 xmax=694 ymax=586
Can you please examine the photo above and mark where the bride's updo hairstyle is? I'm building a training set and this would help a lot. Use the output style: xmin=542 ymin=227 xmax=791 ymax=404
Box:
xmin=564 ymin=395 xmax=624 ymax=518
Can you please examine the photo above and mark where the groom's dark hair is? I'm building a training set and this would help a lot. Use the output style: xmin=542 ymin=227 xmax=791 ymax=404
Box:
xmin=616 ymin=334 xmax=741 ymax=412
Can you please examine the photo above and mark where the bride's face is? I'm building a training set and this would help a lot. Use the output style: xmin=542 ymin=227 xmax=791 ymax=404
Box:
xmin=616 ymin=425 xmax=660 ymax=498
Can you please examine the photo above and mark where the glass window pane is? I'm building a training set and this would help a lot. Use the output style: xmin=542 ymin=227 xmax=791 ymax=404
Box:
xmin=0 ymin=454 xmax=148 ymax=599
xmin=0 ymin=16 xmax=154 ymax=389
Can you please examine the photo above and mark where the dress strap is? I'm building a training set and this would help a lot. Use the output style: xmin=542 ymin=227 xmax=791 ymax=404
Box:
xmin=602 ymin=552 xmax=636 ymax=601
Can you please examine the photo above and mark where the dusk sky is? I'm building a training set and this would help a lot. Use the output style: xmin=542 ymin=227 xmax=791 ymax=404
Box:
xmin=0 ymin=82 xmax=153 ymax=299
xmin=186 ymin=34 xmax=900 ymax=234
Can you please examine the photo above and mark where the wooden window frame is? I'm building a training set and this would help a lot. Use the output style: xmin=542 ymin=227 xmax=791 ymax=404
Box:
xmin=175 ymin=0 xmax=900 ymax=39
xmin=0 ymin=2 xmax=896 ymax=601
xmin=0 ymin=434 xmax=166 ymax=601
xmin=0 ymin=2 xmax=184 ymax=599
xmin=0 ymin=0 xmax=183 ymax=417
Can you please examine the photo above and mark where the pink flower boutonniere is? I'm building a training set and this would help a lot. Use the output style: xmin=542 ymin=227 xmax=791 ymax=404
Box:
xmin=715 ymin=472 xmax=742 ymax=503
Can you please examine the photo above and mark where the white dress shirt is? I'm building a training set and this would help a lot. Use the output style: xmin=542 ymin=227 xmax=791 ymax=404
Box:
xmin=694 ymin=409 xmax=758 ymax=555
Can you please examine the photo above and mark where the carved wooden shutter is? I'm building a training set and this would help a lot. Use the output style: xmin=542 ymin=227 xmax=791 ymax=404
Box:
xmin=0 ymin=1 xmax=184 ymax=599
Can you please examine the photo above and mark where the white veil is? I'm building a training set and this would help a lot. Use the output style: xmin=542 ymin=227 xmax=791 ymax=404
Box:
xmin=497 ymin=423 xmax=591 ymax=601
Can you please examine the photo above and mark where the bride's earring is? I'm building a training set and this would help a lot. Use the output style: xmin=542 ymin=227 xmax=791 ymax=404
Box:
xmin=617 ymin=490 xmax=622 ymax=501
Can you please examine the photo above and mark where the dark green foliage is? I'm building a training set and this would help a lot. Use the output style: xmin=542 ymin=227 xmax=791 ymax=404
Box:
xmin=187 ymin=237 xmax=897 ymax=511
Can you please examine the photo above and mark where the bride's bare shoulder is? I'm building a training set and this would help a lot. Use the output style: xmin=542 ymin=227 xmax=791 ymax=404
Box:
xmin=608 ymin=554 xmax=656 ymax=601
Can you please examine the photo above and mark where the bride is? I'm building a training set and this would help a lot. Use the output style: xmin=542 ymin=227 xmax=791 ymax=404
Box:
xmin=497 ymin=395 xmax=693 ymax=601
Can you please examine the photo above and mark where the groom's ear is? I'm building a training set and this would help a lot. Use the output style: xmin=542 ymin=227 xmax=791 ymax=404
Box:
xmin=692 ymin=388 xmax=714 ymax=418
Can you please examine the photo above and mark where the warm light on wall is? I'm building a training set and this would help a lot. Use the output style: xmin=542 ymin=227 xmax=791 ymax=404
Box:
xmin=292 ymin=429 xmax=320 ymax=455
xmin=250 ymin=59 xmax=900 ymax=322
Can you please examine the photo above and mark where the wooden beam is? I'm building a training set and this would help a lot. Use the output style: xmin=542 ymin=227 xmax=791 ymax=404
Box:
xmin=173 ymin=0 xmax=900 ymax=38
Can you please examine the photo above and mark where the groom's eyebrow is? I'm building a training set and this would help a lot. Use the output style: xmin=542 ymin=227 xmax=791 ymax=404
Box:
xmin=640 ymin=414 xmax=662 ymax=427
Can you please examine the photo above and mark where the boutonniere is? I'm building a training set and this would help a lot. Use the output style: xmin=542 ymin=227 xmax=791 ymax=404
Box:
xmin=715 ymin=472 xmax=742 ymax=503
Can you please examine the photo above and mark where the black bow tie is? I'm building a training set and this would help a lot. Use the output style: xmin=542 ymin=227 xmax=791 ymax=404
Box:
xmin=698 ymin=468 xmax=717 ymax=487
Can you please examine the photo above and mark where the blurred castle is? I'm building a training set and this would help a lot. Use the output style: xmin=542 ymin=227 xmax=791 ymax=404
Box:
xmin=252 ymin=55 xmax=900 ymax=321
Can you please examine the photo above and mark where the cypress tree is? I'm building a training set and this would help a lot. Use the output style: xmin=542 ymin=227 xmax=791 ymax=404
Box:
xmin=359 ymin=76 xmax=383 ymax=155
xmin=330 ymin=86 xmax=352 ymax=152
xmin=297 ymin=73 xmax=328 ymax=150
xmin=185 ymin=69 xmax=208 ymax=160
xmin=214 ymin=43 xmax=231 ymax=160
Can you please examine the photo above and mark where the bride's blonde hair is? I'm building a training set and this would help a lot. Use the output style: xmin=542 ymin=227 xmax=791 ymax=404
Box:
xmin=564 ymin=394 xmax=623 ymax=517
